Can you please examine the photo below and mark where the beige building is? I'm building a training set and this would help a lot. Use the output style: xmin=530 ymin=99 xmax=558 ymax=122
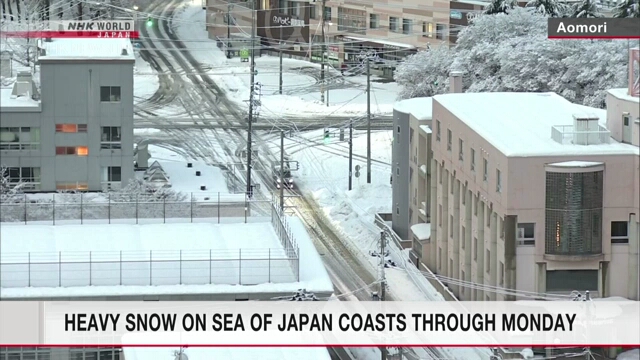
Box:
xmin=394 ymin=61 xmax=640 ymax=301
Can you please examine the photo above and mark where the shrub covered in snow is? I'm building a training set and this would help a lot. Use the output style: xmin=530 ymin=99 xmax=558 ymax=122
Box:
xmin=394 ymin=7 xmax=629 ymax=108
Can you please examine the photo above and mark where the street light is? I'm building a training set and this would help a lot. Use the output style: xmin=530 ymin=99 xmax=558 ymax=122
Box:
xmin=132 ymin=5 xmax=139 ymax=10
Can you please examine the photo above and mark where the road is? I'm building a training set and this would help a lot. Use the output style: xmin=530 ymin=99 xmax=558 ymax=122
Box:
xmin=133 ymin=3 xmax=452 ymax=359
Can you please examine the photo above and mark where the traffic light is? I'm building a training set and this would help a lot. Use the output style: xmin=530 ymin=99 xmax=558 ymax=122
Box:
xmin=146 ymin=17 xmax=153 ymax=27
xmin=323 ymin=129 xmax=330 ymax=144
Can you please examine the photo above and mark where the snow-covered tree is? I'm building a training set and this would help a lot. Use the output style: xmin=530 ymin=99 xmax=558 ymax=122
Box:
xmin=570 ymin=0 xmax=604 ymax=17
xmin=613 ymin=0 xmax=640 ymax=17
xmin=484 ymin=0 xmax=519 ymax=14
xmin=393 ymin=45 xmax=454 ymax=99
xmin=526 ymin=0 xmax=566 ymax=16
xmin=110 ymin=178 xmax=188 ymax=203
xmin=394 ymin=7 xmax=630 ymax=107
xmin=0 ymin=165 xmax=25 ymax=203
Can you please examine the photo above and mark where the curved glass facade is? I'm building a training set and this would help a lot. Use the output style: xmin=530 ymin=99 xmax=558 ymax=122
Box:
xmin=545 ymin=171 xmax=603 ymax=255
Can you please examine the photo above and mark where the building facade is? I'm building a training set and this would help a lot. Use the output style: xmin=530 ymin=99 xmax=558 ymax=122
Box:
xmin=0 ymin=39 xmax=135 ymax=192
xmin=393 ymin=59 xmax=640 ymax=301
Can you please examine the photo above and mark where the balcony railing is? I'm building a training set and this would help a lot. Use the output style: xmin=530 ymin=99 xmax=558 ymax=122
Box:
xmin=551 ymin=125 xmax=611 ymax=145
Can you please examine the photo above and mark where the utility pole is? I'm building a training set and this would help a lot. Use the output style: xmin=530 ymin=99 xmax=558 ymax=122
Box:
xmin=366 ymin=56 xmax=371 ymax=184
xmin=348 ymin=119 xmax=353 ymax=190
xmin=226 ymin=2 xmax=231 ymax=58
xmin=320 ymin=0 xmax=326 ymax=104
xmin=280 ymin=130 xmax=285 ymax=212
xmin=279 ymin=24 xmax=283 ymax=95
xmin=246 ymin=0 xmax=256 ymax=198
xmin=379 ymin=230 xmax=387 ymax=360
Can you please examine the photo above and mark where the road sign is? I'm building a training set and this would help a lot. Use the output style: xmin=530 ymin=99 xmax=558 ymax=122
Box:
xmin=355 ymin=165 xmax=360 ymax=171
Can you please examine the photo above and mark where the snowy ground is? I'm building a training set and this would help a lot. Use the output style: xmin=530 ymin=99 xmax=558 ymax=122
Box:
xmin=143 ymin=144 xmax=244 ymax=201
xmin=171 ymin=0 xmax=399 ymax=117
xmin=0 ymin=216 xmax=334 ymax=298
xmin=618 ymin=349 xmax=640 ymax=360
xmin=134 ymin=51 xmax=160 ymax=102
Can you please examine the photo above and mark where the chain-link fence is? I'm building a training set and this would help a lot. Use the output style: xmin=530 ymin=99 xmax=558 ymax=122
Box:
xmin=0 ymin=192 xmax=274 ymax=225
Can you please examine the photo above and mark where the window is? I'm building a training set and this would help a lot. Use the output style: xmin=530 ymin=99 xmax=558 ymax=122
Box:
xmin=470 ymin=148 xmax=476 ymax=171
xmin=56 ymin=124 xmax=87 ymax=133
xmin=397 ymin=126 xmax=401 ymax=133
xmin=487 ymin=209 xmax=491 ymax=227
xmin=447 ymin=129 xmax=452 ymax=151
xmin=439 ymin=163 xmax=443 ymax=184
xmin=611 ymin=221 xmax=629 ymax=244
xmin=402 ymin=18 xmax=412 ymax=34
xmin=337 ymin=7 xmax=365 ymax=34
xmin=55 ymin=146 xmax=88 ymax=156
xmin=438 ymin=205 xmax=443 ymax=227
xmin=449 ymin=259 xmax=453 ymax=277
xmin=516 ymin=223 xmax=536 ymax=246
xmin=483 ymin=158 xmax=488 ymax=181
xmin=409 ymin=167 xmax=413 ymax=181
xmin=459 ymin=138 xmax=464 ymax=161
xmin=104 ymin=166 xmax=122 ymax=182
xmin=438 ymin=248 xmax=442 ymax=270
xmin=436 ymin=120 xmax=441 ymax=141
xmin=100 ymin=86 xmax=121 ymax=102
xmin=101 ymin=126 xmax=122 ymax=149
xmin=323 ymin=6 xmax=331 ymax=21
xmin=485 ymin=250 xmax=490 ymax=273
xmin=369 ymin=13 xmax=378 ymax=29
xmin=4 ymin=167 xmax=41 ymax=190
xmin=389 ymin=17 xmax=399 ymax=32
xmin=409 ymin=208 xmax=413 ymax=223
xmin=414 ymin=188 xmax=417 ymax=205
xmin=461 ymin=270 xmax=465 ymax=295
xmin=499 ymin=262 xmax=504 ymax=287
xmin=56 ymin=182 xmax=89 ymax=191
xmin=309 ymin=4 xmax=317 ymax=19
xmin=278 ymin=0 xmax=286 ymax=11
xmin=396 ymin=205 xmax=399 ymax=215
xmin=410 ymin=128 xmax=414 ymax=144
xmin=546 ymin=270 xmax=598 ymax=292
xmin=422 ymin=22 xmax=433 ymax=37
xmin=0 ymin=127 xmax=40 ymax=150
xmin=461 ymin=226 xmax=466 ymax=249
xmin=473 ymin=237 xmax=478 ymax=260
xmin=500 ymin=217 xmax=505 ymax=239
xmin=474 ymin=195 xmax=479 ymax=216
xmin=435 ymin=23 xmax=446 ymax=40
xmin=450 ymin=214 xmax=454 ymax=238
xmin=450 ymin=174 xmax=454 ymax=194
xmin=496 ymin=169 xmax=502 ymax=193
xmin=396 ymin=167 xmax=399 ymax=175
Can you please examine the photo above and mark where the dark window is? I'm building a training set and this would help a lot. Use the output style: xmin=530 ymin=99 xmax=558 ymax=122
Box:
xmin=611 ymin=221 xmax=629 ymax=244
xmin=323 ymin=6 xmax=331 ymax=21
xmin=546 ymin=270 xmax=598 ymax=292
xmin=107 ymin=166 xmax=122 ymax=182
xmin=100 ymin=86 xmax=121 ymax=102
xmin=101 ymin=127 xmax=122 ymax=149
xmin=436 ymin=23 xmax=445 ymax=40
xmin=369 ymin=14 xmax=378 ymax=29
xmin=402 ymin=18 xmax=412 ymax=34
xmin=309 ymin=4 xmax=317 ymax=19
xmin=389 ymin=17 xmax=398 ymax=32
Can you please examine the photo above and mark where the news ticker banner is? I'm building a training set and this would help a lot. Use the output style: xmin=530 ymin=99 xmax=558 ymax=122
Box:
xmin=1 ymin=20 xmax=138 ymax=39
xmin=548 ymin=18 xmax=640 ymax=39
xmin=0 ymin=301 xmax=639 ymax=347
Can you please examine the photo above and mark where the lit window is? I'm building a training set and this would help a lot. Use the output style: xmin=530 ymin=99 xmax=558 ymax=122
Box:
xmin=56 ymin=124 xmax=87 ymax=133
xmin=55 ymin=146 xmax=88 ymax=156
xmin=77 ymin=146 xmax=88 ymax=156
xmin=56 ymin=182 xmax=89 ymax=191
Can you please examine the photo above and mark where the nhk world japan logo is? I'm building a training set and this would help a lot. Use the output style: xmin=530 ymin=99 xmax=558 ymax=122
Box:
xmin=2 ymin=20 xmax=138 ymax=39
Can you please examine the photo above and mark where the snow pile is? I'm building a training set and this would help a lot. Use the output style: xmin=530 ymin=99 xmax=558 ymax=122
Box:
xmin=395 ymin=7 xmax=630 ymax=108
xmin=618 ymin=349 xmax=640 ymax=360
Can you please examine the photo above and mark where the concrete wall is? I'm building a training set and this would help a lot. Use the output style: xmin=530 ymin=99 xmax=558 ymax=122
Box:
xmin=1 ymin=60 xmax=134 ymax=192
xmin=391 ymin=108 xmax=411 ymax=240
xmin=606 ymin=91 xmax=640 ymax=146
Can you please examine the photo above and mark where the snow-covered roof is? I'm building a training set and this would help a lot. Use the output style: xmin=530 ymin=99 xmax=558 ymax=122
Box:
xmin=607 ymin=88 xmax=639 ymax=104
xmin=39 ymin=38 xmax=135 ymax=61
xmin=394 ymin=97 xmax=432 ymax=120
xmin=123 ymin=342 xmax=332 ymax=360
xmin=343 ymin=35 xmax=416 ymax=49
xmin=0 ymin=217 xmax=333 ymax=298
xmin=433 ymin=92 xmax=640 ymax=157
xmin=420 ymin=125 xmax=432 ymax=134
xmin=411 ymin=223 xmax=431 ymax=241
xmin=547 ymin=161 xmax=603 ymax=168
xmin=0 ymin=88 xmax=41 ymax=111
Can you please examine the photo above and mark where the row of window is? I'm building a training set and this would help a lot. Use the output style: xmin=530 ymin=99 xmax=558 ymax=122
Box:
xmin=0 ymin=347 xmax=122 ymax=360
xmin=0 ymin=126 xmax=122 ymax=151
xmin=436 ymin=120 xmax=503 ymax=193
xmin=3 ymin=166 xmax=122 ymax=191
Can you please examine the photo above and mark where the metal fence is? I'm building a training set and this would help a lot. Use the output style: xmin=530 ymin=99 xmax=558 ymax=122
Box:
xmin=0 ymin=192 xmax=273 ymax=224
xmin=0 ymin=248 xmax=299 ymax=289
xmin=271 ymin=202 xmax=299 ymax=279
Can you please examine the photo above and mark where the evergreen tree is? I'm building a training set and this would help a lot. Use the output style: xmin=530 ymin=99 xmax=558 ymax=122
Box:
xmin=613 ymin=0 xmax=640 ymax=17
xmin=526 ymin=0 xmax=566 ymax=16
xmin=483 ymin=0 xmax=519 ymax=14
xmin=571 ymin=0 xmax=604 ymax=17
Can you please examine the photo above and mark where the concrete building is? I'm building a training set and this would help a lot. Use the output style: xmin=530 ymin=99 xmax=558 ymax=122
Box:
xmin=392 ymin=50 xmax=640 ymax=301
xmin=0 ymin=38 xmax=135 ymax=192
